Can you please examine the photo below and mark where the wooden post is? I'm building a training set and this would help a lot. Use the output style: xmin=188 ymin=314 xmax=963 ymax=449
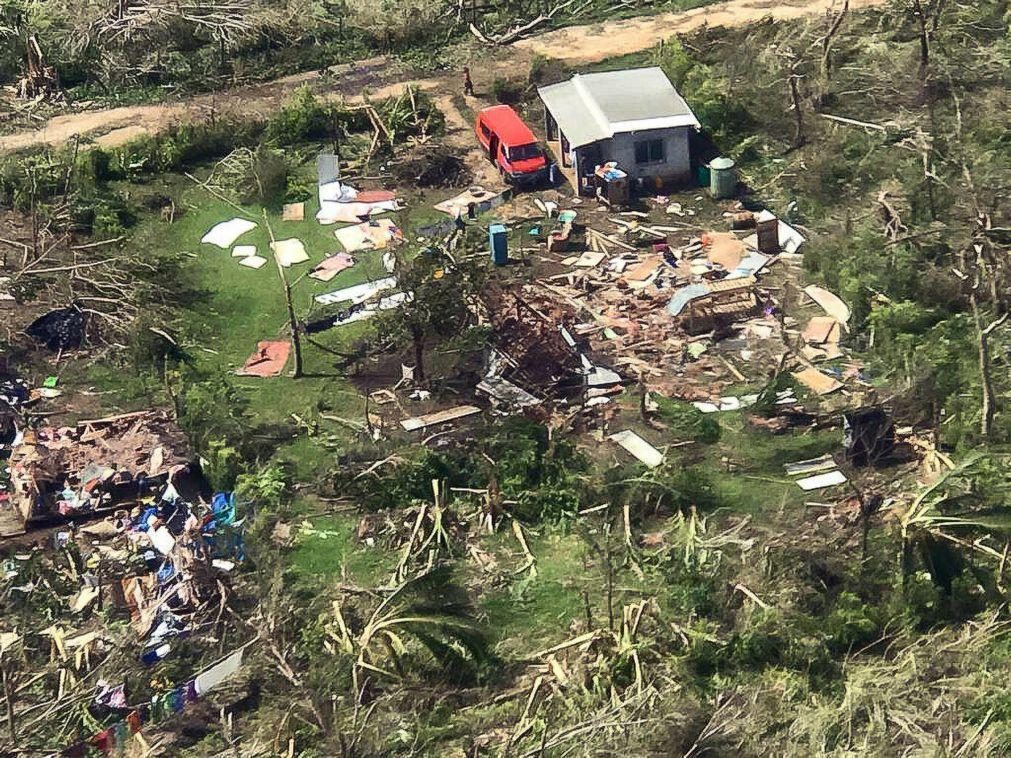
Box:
xmin=263 ymin=212 xmax=304 ymax=378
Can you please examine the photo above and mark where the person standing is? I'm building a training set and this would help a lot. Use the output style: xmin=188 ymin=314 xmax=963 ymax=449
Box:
xmin=463 ymin=66 xmax=475 ymax=96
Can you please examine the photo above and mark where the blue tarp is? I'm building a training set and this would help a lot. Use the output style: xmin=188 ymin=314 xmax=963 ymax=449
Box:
xmin=667 ymin=284 xmax=709 ymax=317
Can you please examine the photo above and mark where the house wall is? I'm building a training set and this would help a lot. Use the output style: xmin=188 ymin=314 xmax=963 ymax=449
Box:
xmin=609 ymin=127 xmax=692 ymax=185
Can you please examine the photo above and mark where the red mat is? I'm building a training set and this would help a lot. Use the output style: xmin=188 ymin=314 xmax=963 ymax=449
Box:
xmin=355 ymin=190 xmax=396 ymax=204
xmin=236 ymin=340 xmax=291 ymax=377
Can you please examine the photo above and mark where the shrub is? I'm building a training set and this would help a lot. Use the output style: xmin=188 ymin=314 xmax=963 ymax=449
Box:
xmin=265 ymin=87 xmax=335 ymax=145
xmin=491 ymin=77 xmax=523 ymax=105
xmin=240 ymin=146 xmax=290 ymax=209
xmin=822 ymin=591 xmax=882 ymax=655
xmin=202 ymin=440 xmax=244 ymax=492
xmin=70 ymin=191 xmax=137 ymax=237
xmin=527 ymin=54 xmax=571 ymax=87
xmin=235 ymin=464 xmax=290 ymax=510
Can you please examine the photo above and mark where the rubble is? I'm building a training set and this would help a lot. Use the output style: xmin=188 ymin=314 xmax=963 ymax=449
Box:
xmin=5 ymin=410 xmax=189 ymax=536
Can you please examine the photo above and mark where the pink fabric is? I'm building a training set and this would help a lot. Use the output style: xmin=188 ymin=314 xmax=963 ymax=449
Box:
xmin=309 ymin=253 xmax=356 ymax=282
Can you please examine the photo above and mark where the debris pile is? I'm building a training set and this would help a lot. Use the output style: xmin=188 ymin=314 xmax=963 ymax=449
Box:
xmin=395 ymin=150 xmax=473 ymax=188
xmin=0 ymin=480 xmax=247 ymax=753
xmin=5 ymin=410 xmax=188 ymax=536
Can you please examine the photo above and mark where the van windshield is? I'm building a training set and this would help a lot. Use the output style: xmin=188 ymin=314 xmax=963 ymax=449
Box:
xmin=507 ymin=144 xmax=541 ymax=162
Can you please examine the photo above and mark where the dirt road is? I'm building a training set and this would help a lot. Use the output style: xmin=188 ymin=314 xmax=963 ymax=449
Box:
xmin=0 ymin=0 xmax=885 ymax=154
xmin=515 ymin=0 xmax=886 ymax=64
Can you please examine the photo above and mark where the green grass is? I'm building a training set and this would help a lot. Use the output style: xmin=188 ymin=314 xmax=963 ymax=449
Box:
xmin=477 ymin=528 xmax=653 ymax=656
xmin=82 ymin=174 xmax=446 ymax=465
xmin=290 ymin=512 xmax=397 ymax=586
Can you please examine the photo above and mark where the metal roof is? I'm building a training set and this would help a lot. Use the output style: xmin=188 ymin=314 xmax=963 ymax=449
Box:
xmin=538 ymin=67 xmax=700 ymax=149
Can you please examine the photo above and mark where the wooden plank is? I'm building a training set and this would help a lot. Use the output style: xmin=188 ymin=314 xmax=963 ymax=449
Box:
xmin=401 ymin=405 xmax=482 ymax=432
xmin=77 ymin=410 xmax=151 ymax=426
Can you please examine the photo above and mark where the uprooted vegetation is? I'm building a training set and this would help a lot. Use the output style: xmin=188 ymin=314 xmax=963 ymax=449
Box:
xmin=2 ymin=0 xmax=1011 ymax=755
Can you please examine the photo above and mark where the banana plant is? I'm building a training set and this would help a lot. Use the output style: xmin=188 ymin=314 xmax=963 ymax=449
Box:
xmin=326 ymin=566 xmax=486 ymax=704
xmin=899 ymin=452 xmax=1011 ymax=588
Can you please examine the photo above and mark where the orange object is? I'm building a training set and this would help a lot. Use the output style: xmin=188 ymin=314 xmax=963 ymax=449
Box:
xmin=236 ymin=340 xmax=291 ymax=377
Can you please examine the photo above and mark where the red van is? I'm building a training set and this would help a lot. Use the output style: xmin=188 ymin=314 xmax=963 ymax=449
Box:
xmin=475 ymin=105 xmax=549 ymax=186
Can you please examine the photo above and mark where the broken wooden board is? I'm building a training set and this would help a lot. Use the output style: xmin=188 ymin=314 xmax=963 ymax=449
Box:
xmin=784 ymin=454 xmax=837 ymax=476
xmin=792 ymin=367 xmax=843 ymax=396
xmin=706 ymin=232 xmax=746 ymax=270
xmin=571 ymin=250 xmax=606 ymax=268
xmin=401 ymin=405 xmax=482 ymax=431
xmin=608 ymin=430 xmax=664 ymax=468
xmin=804 ymin=285 xmax=850 ymax=324
xmin=802 ymin=316 xmax=842 ymax=345
xmin=624 ymin=256 xmax=662 ymax=282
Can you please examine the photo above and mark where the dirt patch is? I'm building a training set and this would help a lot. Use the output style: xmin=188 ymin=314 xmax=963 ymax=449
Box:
xmin=514 ymin=0 xmax=889 ymax=65
xmin=393 ymin=150 xmax=474 ymax=188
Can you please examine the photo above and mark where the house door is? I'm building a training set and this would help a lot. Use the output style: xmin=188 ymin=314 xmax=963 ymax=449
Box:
xmin=579 ymin=142 xmax=603 ymax=176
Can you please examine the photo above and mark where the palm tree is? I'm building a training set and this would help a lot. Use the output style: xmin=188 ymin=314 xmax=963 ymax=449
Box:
xmin=326 ymin=566 xmax=487 ymax=703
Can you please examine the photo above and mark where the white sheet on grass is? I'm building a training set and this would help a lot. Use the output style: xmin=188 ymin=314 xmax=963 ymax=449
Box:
xmin=608 ymin=430 xmax=664 ymax=468
xmin=333 ymin=219 xmax=401 ymax=253
xmin=315 ymin=276 xmax=398 ymax=306
xmin=270 ymin=238 xmax=310 ymax=267
xmin=318 ymin=180 xmax=358 ymax=204
xmin=335 ymin=291 xmax=411 ymax=326
xmin=201 ymin=218 xmax=257 ymax=249
xmin=317 ymin=200 xmax=399 ymax=225
xmin=239 ymin=255 xmax=268 ymax=269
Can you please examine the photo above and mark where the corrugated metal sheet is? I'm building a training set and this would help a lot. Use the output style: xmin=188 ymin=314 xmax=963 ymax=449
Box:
xmin=316 ymin=153 xmax=340 ymax=186
xmin=538 ymin=67 xmax=700 ymax=148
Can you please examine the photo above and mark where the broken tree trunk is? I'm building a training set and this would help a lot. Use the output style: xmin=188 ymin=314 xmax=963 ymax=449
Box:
xmin=263 ymin=212 xmax=304 ymax=378
xmin=971 ymin=293 xmax=1008 ymax=439
xmin=789 ymin=67 xmax=805 ymax=148
xmin=820 ymin=0 xmax=849 ymax=81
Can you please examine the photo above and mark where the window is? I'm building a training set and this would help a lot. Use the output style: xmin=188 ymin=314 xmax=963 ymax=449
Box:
xmin=507 ymin=144 xmax=541 ymax=161
xmin=634 ymin=139 xmax=665 ymax=165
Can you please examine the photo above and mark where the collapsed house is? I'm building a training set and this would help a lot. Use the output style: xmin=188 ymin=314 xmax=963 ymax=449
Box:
xmin=538 ymin=67 xmax=700 ymax=194
xmin=4 ymin=410 xmax=190 ymax=537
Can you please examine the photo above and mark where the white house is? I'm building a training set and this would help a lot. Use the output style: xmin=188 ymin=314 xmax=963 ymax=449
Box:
xmin=537 ymin=67 xmax=700 ymax=194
